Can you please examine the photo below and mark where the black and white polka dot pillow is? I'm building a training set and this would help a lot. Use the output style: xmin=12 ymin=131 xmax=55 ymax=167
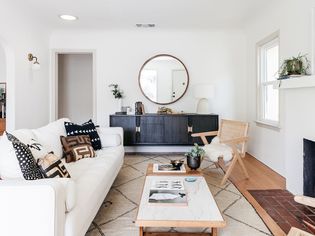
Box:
xmin=6 ymin=132 xmax=43 ymax=180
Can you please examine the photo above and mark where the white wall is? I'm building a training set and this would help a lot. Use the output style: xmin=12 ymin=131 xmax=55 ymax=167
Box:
xmin=0 ymin=1 xmax=50 ymax=130
xmin=58 ymin=54 xmax=93 ymax=123
xmin=245 ymin=0 xmax=315 ymax=194
xmin=50 ymin=30 xmax=247 ymax=126
xmin=0 ymin=45 xmax=5 ymax=82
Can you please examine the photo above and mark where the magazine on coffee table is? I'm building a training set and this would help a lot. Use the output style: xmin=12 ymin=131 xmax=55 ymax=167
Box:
xmin=148 ymin=180 xmax=187 ymax=205
xmin=152 ymin=163 xmax=186 ymax=173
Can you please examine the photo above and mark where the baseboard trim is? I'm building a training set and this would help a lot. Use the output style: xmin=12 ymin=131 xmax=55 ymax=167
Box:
xmin=124 ymin=146 xmax=192 ymax=154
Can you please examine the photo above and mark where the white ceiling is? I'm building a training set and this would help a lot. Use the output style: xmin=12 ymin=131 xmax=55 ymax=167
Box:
xmin=12 ymin=0 xmax=272 ymax=30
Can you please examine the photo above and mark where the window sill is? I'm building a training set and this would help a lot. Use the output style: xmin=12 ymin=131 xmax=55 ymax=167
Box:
xmin=255 ymin=120 xmax=281 ymax=130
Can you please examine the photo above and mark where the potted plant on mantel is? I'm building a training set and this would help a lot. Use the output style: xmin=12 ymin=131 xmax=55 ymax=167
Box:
xmin=109 ymin=84 xmax=123 ymax=113
xmin=185 ymin=143 xmax=205 ymax=170
xmin=278 ymin=54 xmax=311 ymax=80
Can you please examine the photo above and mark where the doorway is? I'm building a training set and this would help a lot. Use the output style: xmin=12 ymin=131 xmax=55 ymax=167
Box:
xmin=0 ymin=44 xmax=6 ymax=133
xmin=53 ymin=52 xmax=95 ymax=124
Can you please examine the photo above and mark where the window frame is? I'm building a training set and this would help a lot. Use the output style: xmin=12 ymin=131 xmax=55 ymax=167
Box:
xmin=256 ymin=32 xmax=280 ymax=128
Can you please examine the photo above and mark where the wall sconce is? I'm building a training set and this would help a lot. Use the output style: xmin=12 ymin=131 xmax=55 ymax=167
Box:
xmin=28 ymin=53 xmax=40 ymax=70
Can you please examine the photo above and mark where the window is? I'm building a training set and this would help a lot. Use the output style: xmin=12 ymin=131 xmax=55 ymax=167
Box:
xmin=257 ymin=34 xmax=280 ymax=126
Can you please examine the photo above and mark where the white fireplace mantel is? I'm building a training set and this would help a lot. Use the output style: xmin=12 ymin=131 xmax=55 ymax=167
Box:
xmin=274 ymin=75 xmax=315 ymax=90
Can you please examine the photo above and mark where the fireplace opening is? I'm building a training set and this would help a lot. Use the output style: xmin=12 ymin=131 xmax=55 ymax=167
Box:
xmin=303 ymin=138 xmax=315 ymax=197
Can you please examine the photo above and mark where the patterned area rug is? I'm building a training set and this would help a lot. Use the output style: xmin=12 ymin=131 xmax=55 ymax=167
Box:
xmin=86 ymin=154 xmax=271 ymax=236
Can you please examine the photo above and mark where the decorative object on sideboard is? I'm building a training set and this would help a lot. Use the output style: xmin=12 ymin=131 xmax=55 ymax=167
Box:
xmin=185 ymin=143 xmax=205 ymax=170
xmin=278 ymin=53 xmax=311 ymax=80
xmin=135 ymin=101 xmax=145 ymax=115
xmin=109 ymin=84 xmax=124 ymax=113
xmin=193 ymin=83 xmax=215 ymax=114
xmin=28 ymin=53 xmax=40 ymax=70
xmin=157 ymin=106 xmax=173 ymax=114
xmin=115 ymin=106 xmax=130 ymax=115
xmin=138 ymin=54 xmax=189 ymax=105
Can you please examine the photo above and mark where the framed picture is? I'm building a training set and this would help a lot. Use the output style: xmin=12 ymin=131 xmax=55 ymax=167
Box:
xmin=0 ymin=82 xmax=6 ymax=118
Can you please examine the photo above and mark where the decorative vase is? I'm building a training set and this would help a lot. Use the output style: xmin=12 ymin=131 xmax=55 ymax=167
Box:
xmin=187 ymin=155 xmax=201 ymax=170
xmin=117 ymin=99 xmax=122 ymax=112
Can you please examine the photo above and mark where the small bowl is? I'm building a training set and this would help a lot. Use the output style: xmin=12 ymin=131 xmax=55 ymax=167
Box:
xmin=170 ymin=160 xmax=184 ymax=169
xmin=185 ymin=177 xmax=197 ymax=182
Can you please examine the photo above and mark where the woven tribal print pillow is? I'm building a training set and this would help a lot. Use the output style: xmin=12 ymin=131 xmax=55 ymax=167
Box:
xmin=60 ymin=135 xmax=96 ymax=163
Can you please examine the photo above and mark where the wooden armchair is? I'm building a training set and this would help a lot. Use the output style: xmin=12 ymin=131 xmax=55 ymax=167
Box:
xmin=191 ymin=119 xmax=249 ymax=185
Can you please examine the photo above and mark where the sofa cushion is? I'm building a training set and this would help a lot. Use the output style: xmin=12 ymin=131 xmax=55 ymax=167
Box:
xmin=32 ymin=118 xmax=70 ymax=158
xmin=63 ymin=146 xmax=124 ymax=236
xmin=0 ymin=134 xmax=23 ymax=179
xmin=65 ymin=120 xmax=102 ymax=150
xmin=37 ymin=153 xmax=71 ymax=178
xmin=7 ymin=132 xmax=43 ymax=180
xmin=60 ymin=135 xmax=96 ymax=163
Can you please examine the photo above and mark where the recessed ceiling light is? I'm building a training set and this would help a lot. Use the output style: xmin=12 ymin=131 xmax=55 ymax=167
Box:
xmin=136 ymin=24 xmax=155 ymax=28
xmin=59 ymin=14 xmax=78 ymax=21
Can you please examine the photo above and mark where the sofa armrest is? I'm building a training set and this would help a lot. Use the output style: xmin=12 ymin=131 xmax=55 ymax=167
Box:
xmin=97 ymin=127 xmax=124 ymax=146
xmin=0 ymin=179 xmax=66 ymax=236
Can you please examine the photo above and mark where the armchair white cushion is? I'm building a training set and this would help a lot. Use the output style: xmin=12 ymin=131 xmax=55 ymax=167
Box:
xmin=203 ymin=136 xmax=233 ymax=162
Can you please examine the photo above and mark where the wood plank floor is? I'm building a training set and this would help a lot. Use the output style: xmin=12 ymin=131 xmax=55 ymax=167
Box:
xmin=220 ymin=153 xmax=286 ymax=236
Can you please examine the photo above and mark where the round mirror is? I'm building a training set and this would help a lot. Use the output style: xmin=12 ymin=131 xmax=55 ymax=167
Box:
xmin=138 ymin=54 xmax=189 ymax=105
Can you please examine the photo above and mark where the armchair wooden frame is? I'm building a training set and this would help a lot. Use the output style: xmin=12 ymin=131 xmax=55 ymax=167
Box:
xmin=191 ymin=119 xmax=250 ymax=185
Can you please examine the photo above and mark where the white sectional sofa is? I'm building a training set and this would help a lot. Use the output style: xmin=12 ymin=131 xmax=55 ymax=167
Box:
xmin=0 ymin=118 xmax=124 ymax=236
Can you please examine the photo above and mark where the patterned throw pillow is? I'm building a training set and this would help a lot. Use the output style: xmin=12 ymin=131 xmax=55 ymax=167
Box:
xmin=37 ymin=153 xmax=71 ymax=178
xmin=60 ymin=135 xmax=96 ymax=163
xmin=64 ymin=120 xmax=102 ymax=150
xmin=27 ymin=138 xmax=52 ymax=160
xmin=6 ymin=132 xmax=43 ymax=180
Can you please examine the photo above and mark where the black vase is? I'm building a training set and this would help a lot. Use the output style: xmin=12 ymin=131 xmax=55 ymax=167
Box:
xmin=187 ymin=155 xmax=201 ymax=170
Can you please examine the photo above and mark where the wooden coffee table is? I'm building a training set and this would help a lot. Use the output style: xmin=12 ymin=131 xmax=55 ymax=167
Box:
xmin=135 ymin=164 xmax=226 ymax=236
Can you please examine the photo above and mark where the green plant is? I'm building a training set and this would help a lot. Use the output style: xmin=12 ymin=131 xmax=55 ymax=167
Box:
xmin=109 ymin=84 xmax=123 ymax=99
xmin=185 ymin=143 xmax=205 ymax=158
xmin=279 ymin=53 xmax=310 ymax=78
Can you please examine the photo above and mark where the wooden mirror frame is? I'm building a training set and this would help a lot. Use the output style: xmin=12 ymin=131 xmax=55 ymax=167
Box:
xmin=138 ymin=54 xmax=190 ymax=105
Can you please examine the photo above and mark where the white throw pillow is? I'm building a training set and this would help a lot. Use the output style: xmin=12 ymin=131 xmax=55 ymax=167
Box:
xmin=32 ymin=118 xmax=70 ymax=158
xmin=0 ymin=134 xmax=23 ymax=179
xmin=11 ymin=129 xmax=36 ymax=144
xmin=99 ymin=133 xmax=121 ymax=148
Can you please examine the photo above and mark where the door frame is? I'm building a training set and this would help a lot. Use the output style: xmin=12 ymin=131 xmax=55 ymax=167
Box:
xmin=50 ymin=49 xmax=97 ymax=123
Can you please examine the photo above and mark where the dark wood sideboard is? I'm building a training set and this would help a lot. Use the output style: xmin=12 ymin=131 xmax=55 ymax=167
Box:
xmin=110 ymin=114 xmax=219 ymax=146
